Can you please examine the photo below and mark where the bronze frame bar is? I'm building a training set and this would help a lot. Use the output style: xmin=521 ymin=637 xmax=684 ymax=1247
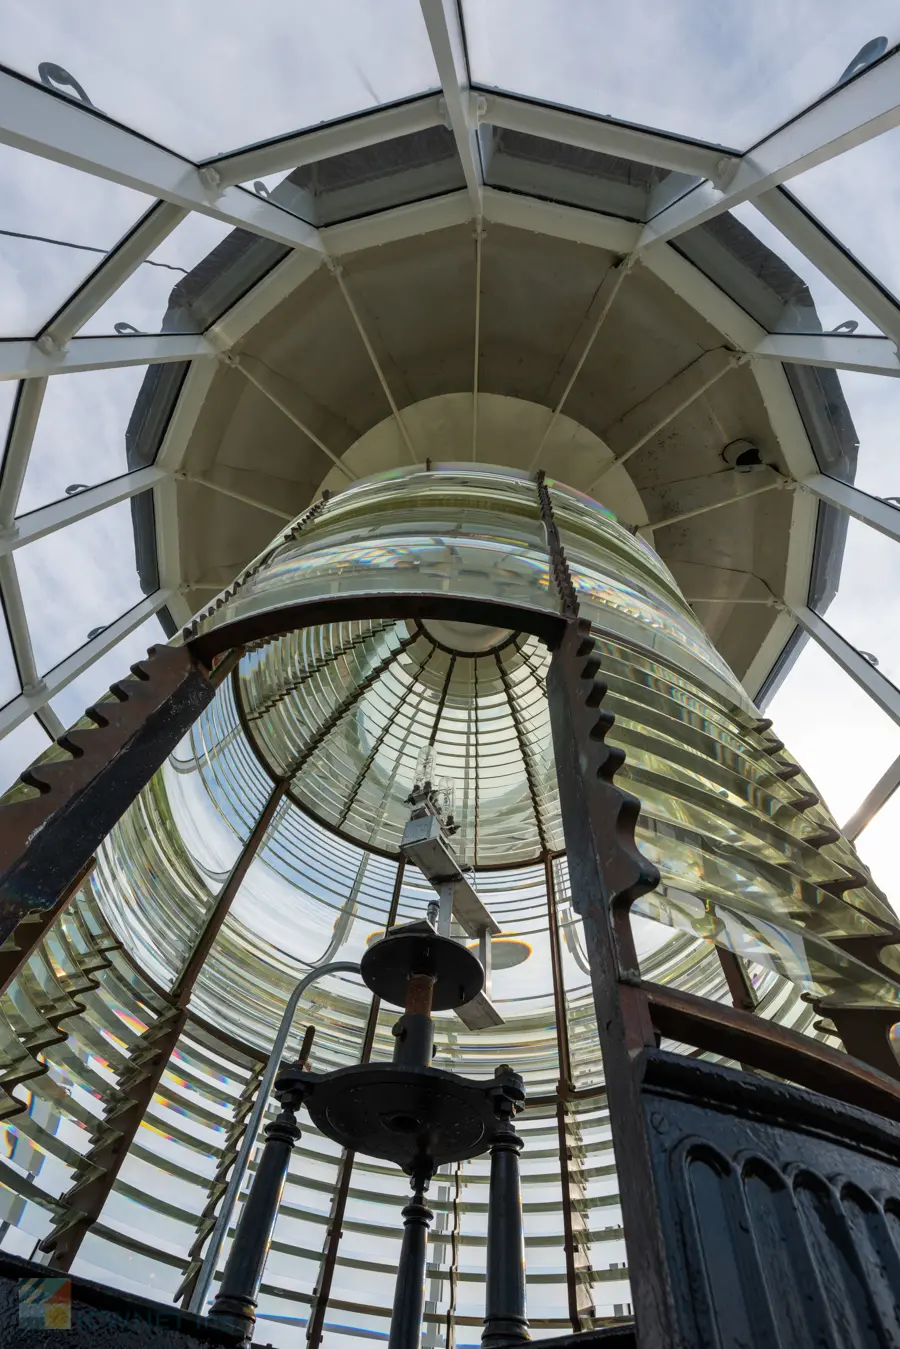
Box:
xmin=39 ymin=777 xmax=288 ymax=1272
xmin=543 ymin=853 xmax=585 ymax=1333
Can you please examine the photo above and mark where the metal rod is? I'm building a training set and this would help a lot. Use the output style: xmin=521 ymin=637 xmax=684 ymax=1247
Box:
xmin=544 ymin=854 xmax=585 ymax=1329
xmin=187 ymin=959 xmax=361 ymax=1314
xmin=646 ymin=475 xmax=784 ymax=531
xmin=589 ymin=352 xmax=740 ymax=491
xmin=527 ymin=257 xmax=633 ymax=473
xmin=173 ymin=780 xmax=288 ymax=1004
xmin=495 ymin=649 xmax=549 ymax=852
xmin=473 ymin=225 xmax=483 ymax=460
xmin=230 ymin=354 xmax=356 ymax=481
xmin=331 ymin=264 xmax=419 ymax=464
xmin=180 ymin=472 xmax=295 ymax=521
xmin=389 ymin=1182 xmax=435 ymax=1349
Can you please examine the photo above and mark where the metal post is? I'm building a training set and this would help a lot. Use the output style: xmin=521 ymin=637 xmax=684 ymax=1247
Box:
xmin=305 ymin=859 xmax=405 ymax=1349
xmin=483 ymin=1066 xmax=529 ymax=1349
xmin=207 ymin=1030 xmax=314 ymax=1345
xmin=478 ymin=925 xmax=492 ymax=997
xmin=389 ymin=1179 xmax=435 ymax=1349
xmin=187 ymin=960 xmax=360 ymax=1314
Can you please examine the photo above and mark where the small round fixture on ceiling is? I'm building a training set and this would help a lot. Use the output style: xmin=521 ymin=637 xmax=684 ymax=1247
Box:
xmin=722 ymin=440 xmax=765 ymax=473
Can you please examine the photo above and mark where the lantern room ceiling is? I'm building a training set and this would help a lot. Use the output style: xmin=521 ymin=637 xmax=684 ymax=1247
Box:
xmin=171 ymin=218 xmax=815 ymax=692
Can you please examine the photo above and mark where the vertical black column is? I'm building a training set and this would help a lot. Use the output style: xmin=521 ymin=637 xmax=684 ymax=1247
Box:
xmin=208 ymin=1046 xmax=310 ymax=1345
xmin=388 ymin=1180 xmax=434 ymax=1349
xmin=483 ymin=1066 xmax=529 ymax=1348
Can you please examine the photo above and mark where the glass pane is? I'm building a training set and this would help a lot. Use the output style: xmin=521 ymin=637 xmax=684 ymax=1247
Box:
xmin=0 ymin=142 xmax=150 ymax=337
xmin=789 ymin=123 xmax=900 ymax=303
xmin=0 ymin=381 xmax=17 ymax=459
xmin=16 ymin=365 xmax=151 ymax=516
xmin=15 ymin=497 xmax=149 ymax=676
xmin=244 ymin=125 xmax=464 ymax=227
xmin=82 ymin=212 xmax=290 ymax=337
xmin=0 ymin=598 xmax=18 ymax=708
xmin=0 ymin=715 xmax=50 ymax=796
xmin=50 ymin=612 xmax=166 ymax=729
xmin=855 ymin=793 xmax=900 ymax=908
xmin=768 ymin=636 xmax=900 ymax=825
xmin=835 ymin=370 xmax=900 ymax=499
xmin=675 ymin=201 xmax=882 ymax=335
xmin=816 ymin=516 xmax=900 ymax=692
xmin=2 ymin=1 xmax=440 ymax=161
xmin=462 ymin=1 xmax=900 ymax=151
xmin=483 ymin=127 xmax=693 ymax=222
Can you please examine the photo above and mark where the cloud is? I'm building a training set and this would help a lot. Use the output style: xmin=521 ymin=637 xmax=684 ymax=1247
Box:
xmin=462 ymin=0 xmax=900 ymax=151
xmin=0 ymin=0 xmax=439 ymax=161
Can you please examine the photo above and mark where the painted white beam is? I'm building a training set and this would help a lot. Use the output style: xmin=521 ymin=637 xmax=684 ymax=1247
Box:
xmin=0 ymin=466 xmax=166 ymax=556
xmin=0 ymin=588 xmax=174 ymax=738
xmin=641 ymin=243 xmax=765 ymax=354
xmin=36 ymin=705 xmax=66 ymax=742
xmin=744 ymin=609 xmax=798 ymax=706
xmin=640 ymin=48 xmax=900 ymax=247
xmin=482 ymin=186 xmax=639 ymax=253
xmin=322 ymin=189 xmax=472 ymax=255
xmin=0 ymin=333 xmax=214 ymax=381
xmin=42 ymin=201 xmax=189 ymax=347
xmin=210 ymin=97 xmax=444 ymax=187
xmin=842 ymin=753 xmax=900 ymax=842
xmin=420 ymin=0 xmax=483 ymax=214
xmin=791 ymin=602 xmax=900 ymax=726
xmin=154 ymin=359 xmax=219 ymax=627
xmin=0 ymin=553 xmax=38 ymax=689
xmin=754 ymin=190 xmax=900 ymax=346
xmin=801 ymin=474 xmax=900 ymax=544
xmin=209 ymin=249 xmax=323 ymax=348
xmin=752 ymin=333 xmax=900 ymax=376
xmin=0 ymin=378 xmax=45 ymax=528
xmin=484 ymin=92 xmax=727 ymax=181
xmin=0 ymin=70 xmax=324 ymax=254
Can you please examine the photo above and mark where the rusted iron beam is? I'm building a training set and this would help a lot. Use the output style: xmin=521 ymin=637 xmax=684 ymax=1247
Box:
xmin=0 ymin=857 xmax=95 ymax=997
xmin=547 ymin=617 xmax=673 ymax=1348
xmin=646 ymin=980 xmax=900 ymax=1115
xmin=0 ymin=644 xmax=214 ymax=949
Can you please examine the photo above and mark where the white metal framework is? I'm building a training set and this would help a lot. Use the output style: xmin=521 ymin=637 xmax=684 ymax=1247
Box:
xmin=1 ymin=15 xmax=900 ymax=855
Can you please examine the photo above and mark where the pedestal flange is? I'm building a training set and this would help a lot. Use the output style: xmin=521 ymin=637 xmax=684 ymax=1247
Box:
xmin=361 ymin=920 xmax=484 ymax=1010
xmin=277 ymin=1062 xmax=507 ymax=1174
